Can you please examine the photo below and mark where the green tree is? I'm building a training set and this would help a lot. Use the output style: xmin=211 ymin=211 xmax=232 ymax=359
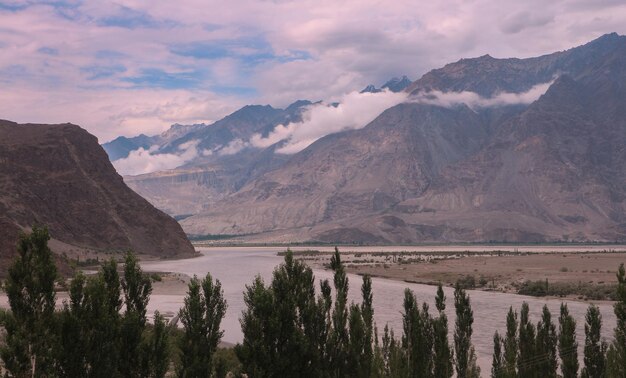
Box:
xmin=361 ymin=275 xmax=375 ymax=378
xmin=581 ymin=305 xmax=607 ymax=378
xmin=492 ymin=332 xmax=505 ymax=378
xmin=517 ymin=302 xmax=536 ymax=377
xmin=237 ymin=276 xmax=274 ymax=377
xmin=237 ymin=251 xmax=329 ymax=377
xmin=178 ymin=273 xmax=226 ymax=377
xmin=454 ymin=284 xmax=480 ymax=378
xmin=57 ymin=272 xmax=88 ymax=377
xmin=329 ymin=247 xmax=349 ymax=376
xmin=535 ymin=305 xmax=557 ymax=378
xmin=608 ymin=263 xmax=626 ymax=376
xmin=140 ymin=311 xmax=170 ymax=378
xmin=434 ymin=284 xmax=453 ymax=378
xmin=503 ymin=307 xmax=518 ymax=378
xmin=402 ymin=289 xmax=434 ymax=377
xmin=1 ymin=226 xmax=58 ymax=377
xmin=120 ymin=251 xmax=153 ymax=377
xmin=381 ymin=324 xmax=407 ymax=377
xmin=559 ymin=303 xmax=578 ymax=378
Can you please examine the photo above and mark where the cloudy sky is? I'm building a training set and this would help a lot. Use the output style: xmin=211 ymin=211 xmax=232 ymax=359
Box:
xmin=1 ymin=0 xmax=626 ymax=143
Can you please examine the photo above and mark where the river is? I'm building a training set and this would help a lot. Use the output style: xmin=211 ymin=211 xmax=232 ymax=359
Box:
xmin=142 ymin=247 xmax=618 ymax=374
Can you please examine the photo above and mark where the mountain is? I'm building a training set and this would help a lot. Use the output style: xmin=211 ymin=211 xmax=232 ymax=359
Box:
xmin=102 ymin=123 xmax=207 ymax=161
xmin=361 ymin=75 xmax=412 ymax=93
xmin=180 ymin=33 xmax=626 ymax=243
xmin=116 ymin=101 xmax=311 ymax=215
xmin=0 ymin=120 xmax=196 ymax=271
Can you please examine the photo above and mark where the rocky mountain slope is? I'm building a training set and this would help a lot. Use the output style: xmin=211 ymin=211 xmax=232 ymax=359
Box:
xmin=104 ymin=102 xmax=310 ymax=215
xmin=180 ymin=33 xmax=626 ymax=243
xmin=0 ymin=121 xmax=196 ymax=270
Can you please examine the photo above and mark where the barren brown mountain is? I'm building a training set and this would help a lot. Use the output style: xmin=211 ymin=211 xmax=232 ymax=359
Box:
xmin=180 ymin=33 xmax=626 ymax=243
xmin=0 ymin=121 xmax=195 ymax=272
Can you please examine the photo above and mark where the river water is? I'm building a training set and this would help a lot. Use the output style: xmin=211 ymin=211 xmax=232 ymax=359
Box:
xmin=142 ymin=247 xmax=618 ymax=374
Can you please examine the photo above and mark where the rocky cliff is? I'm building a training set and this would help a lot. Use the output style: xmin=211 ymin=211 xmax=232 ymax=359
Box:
xmin=0 ymin=121 xmax=196 ymax=270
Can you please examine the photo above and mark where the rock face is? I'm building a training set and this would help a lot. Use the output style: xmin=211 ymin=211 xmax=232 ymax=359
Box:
xmin=180 ymin=33 xmax=626 ymax=243
xmin=0 ymin=121 xmax=196 ymax=268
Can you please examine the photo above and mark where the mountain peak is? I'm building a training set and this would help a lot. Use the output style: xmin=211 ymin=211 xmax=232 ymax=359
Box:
xmin=382 ymin=75 xmax=412 ymax=92
xmin=361 ymin=76 xmax=412 ymax=93
xmin=360 ymin=84 xmax=381 ymax=93
xmin=286 ymin=99 xmax=313 ymax=112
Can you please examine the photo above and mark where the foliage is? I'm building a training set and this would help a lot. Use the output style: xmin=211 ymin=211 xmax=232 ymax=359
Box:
xmin=454 ymin=284 xmax=480 ymax=378
xmin=177 ymin=273 xmax=227 ymax=377
xmin=1 ymin=226 xmax=58 ymax=377
xmin=559 ymin=303 xmax=578 ymax=378
xmin=581 ymin=305 xmax=607 ymax=378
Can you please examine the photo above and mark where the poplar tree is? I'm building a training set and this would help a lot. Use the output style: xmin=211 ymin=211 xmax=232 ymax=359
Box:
xmin=581 ymin=305 xmax=607 ymax=378
xmin=503 ymin=307 xmax=518 ymax=378
xmin=517 ymin=302 xmax=536 ymax=377
xmin=434 ymin=284 xmax=453 ymax=378
xmin=329 ymin=247 xmax=349 ymax=376
xmin=535 ymin=305 xmax=557 ymax=378
xmin=1 ymin=226 xmax=58 ymax=377
xmin=492 ymin=332 xmax=505 ymax=378
xmin=608 ymin=263 xmax=626 ymax=376
xmin=559 ymin=303 xmax=578 ymax=378
xmin=120 ymin=251 xmax=153 ymax=376
xmin=454 ymin=284 xmax=480 ymax=378
xmin=178 ymin=273 xmax=226 ymax=377
xmin=140 ymin=311 xmax=170 ymax=378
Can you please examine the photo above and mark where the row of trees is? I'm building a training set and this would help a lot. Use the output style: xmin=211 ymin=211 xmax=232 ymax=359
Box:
xmin=1 ymin=227 xmax=625 ymax=377
xmin=491 ymin=263 xmax=626 ymax=378
xmin=0 ymin=226 xmax=227 ymax=377
xmin=236 ymin=248 xmax=481 ymax=377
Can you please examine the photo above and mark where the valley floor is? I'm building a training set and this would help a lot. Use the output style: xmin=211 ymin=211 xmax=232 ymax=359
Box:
xmin=288 ymin=246 xmax=626 ymax=301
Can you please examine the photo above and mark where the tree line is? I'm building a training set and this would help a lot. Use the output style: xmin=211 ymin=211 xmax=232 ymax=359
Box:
xmin=1 ymin=226 xmax=625 ymax=377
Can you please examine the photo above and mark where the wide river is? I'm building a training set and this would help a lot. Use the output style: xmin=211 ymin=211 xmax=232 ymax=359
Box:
xmin=142 ymin=247 xmax=618 ymax=373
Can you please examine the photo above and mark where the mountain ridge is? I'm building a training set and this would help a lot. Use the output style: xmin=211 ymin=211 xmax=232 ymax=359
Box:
xmin=179 ymin=33 xmax=626 ymax=243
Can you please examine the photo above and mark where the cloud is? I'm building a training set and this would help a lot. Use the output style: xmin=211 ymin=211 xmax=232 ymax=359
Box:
xmin=409 ymin=80 xmax=554 ymax=109
xmin=251 ymin=90 xmax=407 ymax=154
xmin=1 ymin=0 xmax=626 ymax=141
xmin=112 ymin=140 xmax=200 ymax=175
xmin=218 ymin=138 xmax=247 ymax=155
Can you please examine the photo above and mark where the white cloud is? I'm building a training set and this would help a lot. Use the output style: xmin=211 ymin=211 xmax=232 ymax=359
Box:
xmin=218 ymin=138 xmax=248 ymax=155
xmin=251 ymin=90 xmax=407 ymax=154
xmin=409 ymin=80 xmax=554 ymax=109
xmin=113 ymin=140 xmax=200 ymax=175
xmin=1 ymin=0 xmax=626 ymax=141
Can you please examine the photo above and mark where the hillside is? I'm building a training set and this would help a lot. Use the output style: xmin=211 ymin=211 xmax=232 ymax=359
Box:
xmin=0 ymin=121 xmax=196 ymax=270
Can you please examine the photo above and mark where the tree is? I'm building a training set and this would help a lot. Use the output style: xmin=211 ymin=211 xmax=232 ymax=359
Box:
xmin=237 ymin=251 xmax=328 ymax=377
xmin=178 ymin=273 xmax=226 ymax=377
xmin=329 ymin=247 xmax=349 ymax=376
xmin=581 ymin=305 xmax=607 ymax=378
xmin=1 ymin=226 xmax=58 ymax=377
xmin=503 ymin=307 xmax=518 ymax=378
xmin=608 ymin=263 xmax=626 ymax=376
xmin=402 ymin=289 xmax=434 ymax=377
xmin=535 ymin=305 xmax=557 ymax=378
xmin=492 ymin=332 xmax=504 ymax=378
xmin=454 ymin=284 xmax=480 ymax=378
xmin=120 ymin=251 xmax=153 ymax=377
xmin=361 ymin=275 xmax=375 ymax=378
xmin=434 ymin=284 xmax=453 ymax=378
xmin=517 ymin=302 xmax=536 ymax=377
xmin=57 ymin=272 xmax=88 ymax=377
xmin=140 ymin=311 xmax=170 ymax=378
xmin=559 ymin=303 xmax=578 ymax=378
xmin=82 ymin=266 xmax=122 ymax=378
